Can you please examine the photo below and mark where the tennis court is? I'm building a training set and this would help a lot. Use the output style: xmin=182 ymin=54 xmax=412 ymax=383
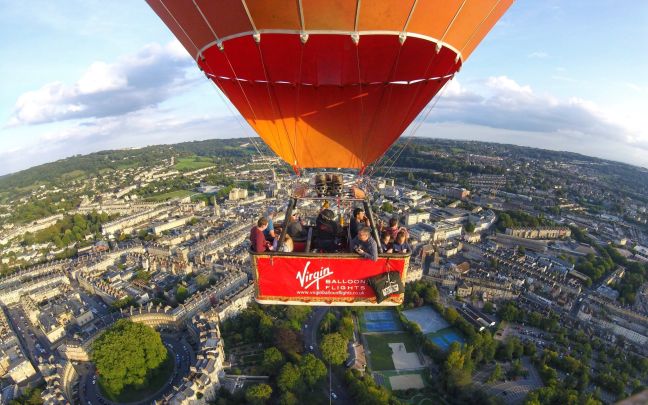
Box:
xmin=402 ymin=306 xmax=449 ymax=334
xmin=427 ymin=327 xmax=466 ymax=351
xmin=364 ymin=310 xmax=402 ymax=332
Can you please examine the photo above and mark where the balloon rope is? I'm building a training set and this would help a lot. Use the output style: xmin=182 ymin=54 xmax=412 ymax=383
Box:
xmin=380 ymin=80 xmax=452 ymax=180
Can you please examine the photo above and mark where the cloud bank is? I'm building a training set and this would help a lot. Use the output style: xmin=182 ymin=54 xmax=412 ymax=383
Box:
xmin=7 ymin=41 xmax=194 ymax=127
xmin=428 ymin=76 xmax=648 ymax=153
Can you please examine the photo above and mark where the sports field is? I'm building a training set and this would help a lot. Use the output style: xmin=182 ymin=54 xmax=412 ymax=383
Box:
xmin=402 ymin=306 xmax=449 ymax=334
xmin=426 ymin=327 xmax=466 ymax=350
xmin=364 ymin=333 xmax=418 ymax=371
xmin=362 ymin=310 xmax=402 ymax=332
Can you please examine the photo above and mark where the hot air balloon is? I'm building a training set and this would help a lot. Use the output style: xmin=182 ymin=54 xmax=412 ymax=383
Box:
xmin=146 ymin=0 xmax=513 ymax=306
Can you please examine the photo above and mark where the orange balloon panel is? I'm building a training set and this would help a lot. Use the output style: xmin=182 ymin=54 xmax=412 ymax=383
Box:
xmin=200 ymin=34 xmax=455 ymax=168
xmin=146 ymin=0 xmax=513 ymax=168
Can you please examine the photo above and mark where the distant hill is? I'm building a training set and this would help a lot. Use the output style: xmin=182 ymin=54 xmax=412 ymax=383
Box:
xmin=1 ymin=137 xmax=646 ymax=198
xmin=0 ymin=138 xmax=261 ymax=192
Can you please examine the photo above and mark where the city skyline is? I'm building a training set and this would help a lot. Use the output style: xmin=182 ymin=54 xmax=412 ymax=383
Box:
xmin=1 ymin=0 xmax=647 ymax=175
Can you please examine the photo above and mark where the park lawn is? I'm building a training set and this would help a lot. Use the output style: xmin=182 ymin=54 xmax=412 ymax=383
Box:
xmin=174 ymin=156 xmax=215 ymax=171
xmin=364 ymin=332 xmax=418 ymax=371
xmin=99 ymin=352 xmax=174 ymax=403
xmin=144 ymin=190 xmax=194 ymax=202
xmin=61 ymin=169 xmax=87 ymax=179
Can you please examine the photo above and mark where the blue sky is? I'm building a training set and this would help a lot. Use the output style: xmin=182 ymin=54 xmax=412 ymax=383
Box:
xmin=1 ymin=0 xmax=647 ymax=175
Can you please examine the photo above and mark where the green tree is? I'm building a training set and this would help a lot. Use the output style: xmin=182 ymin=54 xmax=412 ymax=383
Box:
xmin=245 ymin=384 xmax=272 ymax=405
xmin=381 ymin=201 xmax=394 ymax=213
xmin=8 ymin=386 xmax=43 ymax=405
xmin=195 ymin=274 xmax=210 ymax=289
xmin=277 ymin=362 xmax=301 ymax=392
xmin=175 ymin=286 xmax=189 ymax=303
xmin=444 ymin=345 xmax=472 ymax=392
xmin=320 ymin=333 xmax=348 ymax=365
xmin=261 ymin=347 xmax=284 ymax=375
xmin=279 ymin=392 xmax=299 ymax=405
xmin=299 ymin=354 xmax=327 ymax=386
xmin=487 ymin=364 xmax=504 ymax=383
xmin=320 ymin=312 xmax=338 ymax=334
xmin=91 ymin=320 xmax=168 ymax=397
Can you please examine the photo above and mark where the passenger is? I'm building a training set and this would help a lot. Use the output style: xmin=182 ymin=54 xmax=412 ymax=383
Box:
xmin=350 ymin=207 xmax=370 ymax=239
xmin=386 ymin=216 xmax=408 ymax=241
xmin=392 ymin=230 xmax=411 ymax=254
xmin=263 ymin=209 xmax=277 ymax=241
xmin=286 ymin=211 xmax=306 ymax=240
xmin=313 ymin=208 xmax=341 ymax=252
xmin=380 ymin=231 xmax=393 ymax=253
xmin=273 ymin=232 xmax=294 ymax=252
xmin=351 ymin=226 xmax=378 ymax=261
xmin=250 ymin=217 xmax=273 ymax=252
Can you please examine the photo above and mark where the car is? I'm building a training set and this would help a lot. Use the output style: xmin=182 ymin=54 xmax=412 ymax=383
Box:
xmin=309 ymin=345 xmax=314 ymax=351
xmin=92 ymin=380 xmax=96 ymax=385
xmin=331 ymin=392 xmax=338 ymax=400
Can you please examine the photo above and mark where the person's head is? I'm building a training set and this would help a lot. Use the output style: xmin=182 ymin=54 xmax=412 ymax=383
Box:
xmin=320 ymin=209 xmax=335 ymax=222
xmin=389 ymin=217 xmax=399 ymax=228
xmin=358 ymin=227 xmax=371 ymax=242
xmin=396 ymin=230 xmax=407 ymax=244
xmin=381 ymin=231 xmax=391 ymax=243
xmin=353 ymin=207 xmax=365 ymax=220
xmin=257 ymin=217 xmax=268 ymax=230
xmin=283 ymin=233 xmax=292 ymax=242
xmin=289 ymin=211 xmax=299 ymax=222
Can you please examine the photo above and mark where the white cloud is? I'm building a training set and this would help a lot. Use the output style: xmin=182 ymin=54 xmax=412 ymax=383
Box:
xmin=6 ymin=41 xmax=195 ymax=127
xmin=528 ymin=51 xmax=549 ymax=59
xmin=427 ymin=76 xmax=648 ymax=154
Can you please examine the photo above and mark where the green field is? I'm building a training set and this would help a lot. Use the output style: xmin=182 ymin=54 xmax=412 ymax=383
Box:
xmin=174 ymin=156 xmax=215 ymax=171
xmin=365 ymin=332 xmax=418 ymax=371
xmin=144 ymin=190 xmax=194 ymax=202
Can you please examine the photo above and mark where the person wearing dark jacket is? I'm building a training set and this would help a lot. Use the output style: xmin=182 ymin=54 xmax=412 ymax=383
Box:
xmin=286 ymin=211 xmax=306 ymax=240
xmin=391 ymin=230 xmax=411 ymax=254
xmin=351 ymin=227 xmax=378 ymax=261
xmin=313 ymin=209 xmax=341 ymax=252
xmin=350 ymin=207 xmax=370 ymax=239
xmin=380 ymin=231 xmax=393 ymax=253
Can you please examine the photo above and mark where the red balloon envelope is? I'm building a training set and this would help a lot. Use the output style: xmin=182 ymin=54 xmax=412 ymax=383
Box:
xmin=146 ymin=0 xmax=513 ymax=169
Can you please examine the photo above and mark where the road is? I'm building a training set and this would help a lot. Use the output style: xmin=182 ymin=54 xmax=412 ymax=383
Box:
xmin=77 ymin=333 xmax=193 ymax=405
xmin=6 ymin=305 xmax=53 ymax=364
xmin=303 ymin=307 xmax=353 ymax=404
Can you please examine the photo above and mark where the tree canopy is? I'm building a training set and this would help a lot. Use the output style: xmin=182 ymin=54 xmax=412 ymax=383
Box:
xmin=245 ymin=383 xmax=273 ymax=404
xmin=320 ymin=333 xmax=349 ymax=366
xmin=92 ymin=319 xmax=168 ymax=397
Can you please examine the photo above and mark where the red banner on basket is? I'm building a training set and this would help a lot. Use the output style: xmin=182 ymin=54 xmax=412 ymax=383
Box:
xmin=254 ymin=256 xmax=407 ymax=303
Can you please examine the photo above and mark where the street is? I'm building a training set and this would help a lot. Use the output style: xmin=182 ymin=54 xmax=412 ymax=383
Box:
xmin=303 ymin=307 xmax=353 ymax=404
